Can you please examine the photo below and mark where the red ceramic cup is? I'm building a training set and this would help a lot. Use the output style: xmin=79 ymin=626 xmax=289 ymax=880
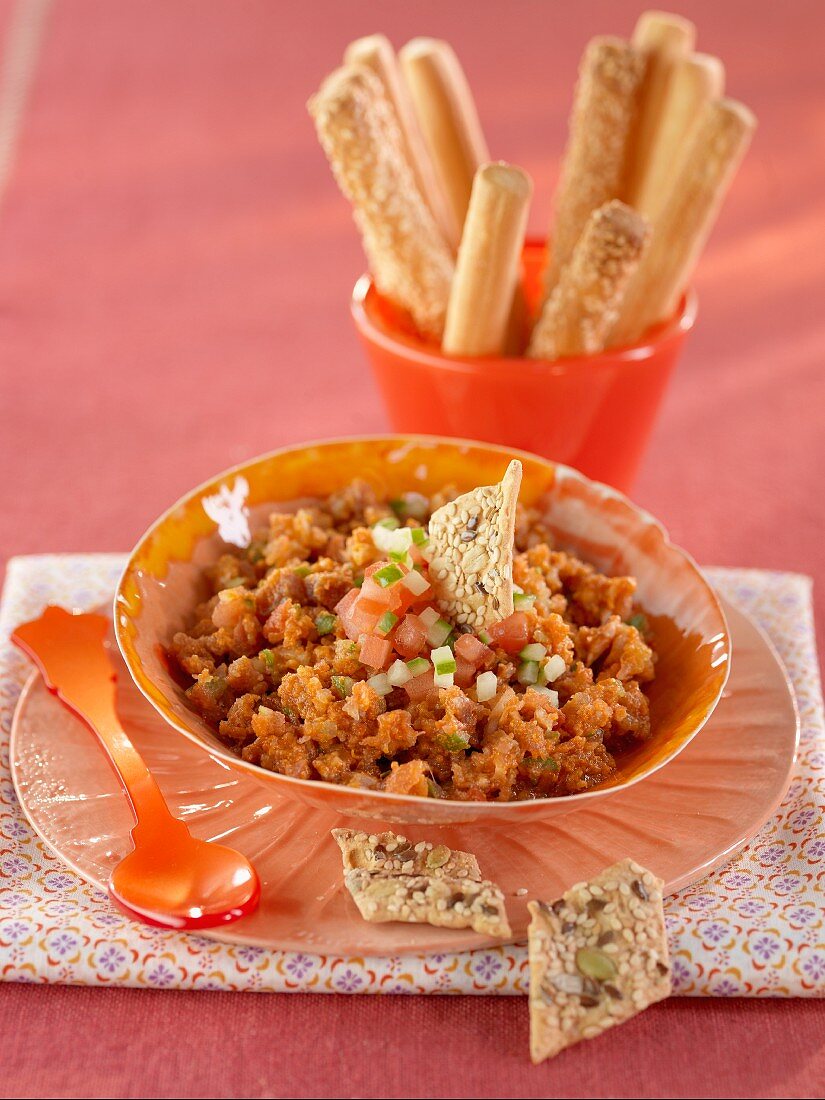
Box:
xmin=351 ymin=240 xmax=696 ymax=493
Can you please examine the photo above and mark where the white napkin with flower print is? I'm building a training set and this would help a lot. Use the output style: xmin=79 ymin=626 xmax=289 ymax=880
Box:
xmin=0 ymin=555 xmax=823 ymax=996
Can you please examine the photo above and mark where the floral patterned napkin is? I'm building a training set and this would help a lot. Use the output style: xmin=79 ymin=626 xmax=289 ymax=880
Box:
xmin=0 ymin=555 xmax=822 ymax=995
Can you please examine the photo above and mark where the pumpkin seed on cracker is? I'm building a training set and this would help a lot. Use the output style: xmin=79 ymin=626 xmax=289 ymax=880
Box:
xmin=527 ymin=858 xmax=671 ymax=1063
xmin=426 ymin=459 xmax=522 ymax=630
xmin=331 ymin=828 xmax=482 ymax=879
xmin=344 ymin=869 xmax=511 ymax=937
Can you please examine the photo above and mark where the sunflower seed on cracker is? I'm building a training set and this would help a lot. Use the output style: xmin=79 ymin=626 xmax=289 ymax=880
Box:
xmin=331 ymin=829 xmax=482 ymax=879
xmin=344 ymin=869 xmax=511 ymax=937
xmin=426 ymin=459 xmax=522 ymax=630
xmin=527 ymin=858 xmax=671 ymax=1063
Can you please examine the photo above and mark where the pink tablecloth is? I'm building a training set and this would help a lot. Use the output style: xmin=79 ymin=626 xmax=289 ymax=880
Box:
xmin=1 ymin=0 xmax=824 ymax=1096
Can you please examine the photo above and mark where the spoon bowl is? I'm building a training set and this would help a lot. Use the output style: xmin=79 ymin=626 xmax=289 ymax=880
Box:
xmin=12 ymin=606 xmax=260 ymax=930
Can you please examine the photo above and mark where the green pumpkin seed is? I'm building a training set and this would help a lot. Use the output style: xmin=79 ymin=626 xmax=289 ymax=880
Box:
xmin=426 ymin=844 xmax=450 ymax=869
xmin=575 ymin=947 xmax=618 ymax=982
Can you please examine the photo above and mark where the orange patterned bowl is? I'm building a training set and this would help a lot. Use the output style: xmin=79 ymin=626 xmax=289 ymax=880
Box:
xmin=115 ymin=436 xmax=730 ymax=825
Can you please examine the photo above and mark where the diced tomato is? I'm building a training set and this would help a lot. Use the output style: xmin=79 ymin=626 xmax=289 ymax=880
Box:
xmin=335 ymin=588 xmax=379 ymax=641
xmin=360 ymin=576 xmax=403 ymax=612
xmin=488 ymin=611 xmax=530 ymax=655
xmin=404 ymin=667 xmax=435 ymax=701
xmin=392 ymin=613 xmax=428 ymax=658
xmin=454 ymin=653 xmax=476 ymax=688
xmin=359 ymin=633 xmax=393 ymax=669
xmin=455 ymin=633 xmax=493 ymax=667
xmin=364 ymin=561 xmax=383 ymax=578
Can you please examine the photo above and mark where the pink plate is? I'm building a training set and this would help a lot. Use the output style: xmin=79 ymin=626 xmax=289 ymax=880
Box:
xmin=10 ymin=598 xmax=798 ymax=956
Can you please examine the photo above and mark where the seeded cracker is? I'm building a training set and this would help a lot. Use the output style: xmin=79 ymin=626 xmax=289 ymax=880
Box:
xmin=427 ymin=459 xmax=522 ymax=629
xmin=344 ymin=870 xmax=511 ymax=936
xmin=527 ymin=858 xmax=671 ymax=1063
xmin=332 ymin=829 xmax=481 ymax=880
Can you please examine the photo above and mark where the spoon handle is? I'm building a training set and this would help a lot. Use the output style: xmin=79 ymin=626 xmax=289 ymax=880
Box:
xmin=12 ymin=606 xmax=179 ymax=833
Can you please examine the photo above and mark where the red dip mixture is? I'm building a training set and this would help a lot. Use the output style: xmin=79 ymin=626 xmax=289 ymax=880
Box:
xmin=168 ymin=480 xmax=656 ymax=801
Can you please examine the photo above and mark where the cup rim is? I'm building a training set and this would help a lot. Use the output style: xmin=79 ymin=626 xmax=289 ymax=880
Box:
xmin=351 ymin=243 xmax=698 ymax=377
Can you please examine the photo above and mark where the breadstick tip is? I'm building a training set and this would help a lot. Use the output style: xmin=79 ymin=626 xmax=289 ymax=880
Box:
xmin=477 ymin=161 xmax=533 ymax=199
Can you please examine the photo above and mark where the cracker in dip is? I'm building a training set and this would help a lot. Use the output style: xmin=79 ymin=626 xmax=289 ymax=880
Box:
xmin=427 ymin=459 xmax=522 ymax=629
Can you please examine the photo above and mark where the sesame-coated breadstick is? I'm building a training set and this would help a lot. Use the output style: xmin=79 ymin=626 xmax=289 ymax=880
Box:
xmin=610 ymin=98 xmax=756 ymax=346
xmin=528 ymin=200 xmax=650 ymax=360
xmin=625 ymin=11 xmax=696 ymax=213
xmin=308 ymin=64 xmax=455 ymax=340
xmin=399 ymin=37 xmax=490 ymax=247
xmin=344 ymin=34 xmax=458 ymax=250
xmin=542 ymin=37 xmax=646 ymax=299
xmin=442 ymin=162 xmax=532 ymax=357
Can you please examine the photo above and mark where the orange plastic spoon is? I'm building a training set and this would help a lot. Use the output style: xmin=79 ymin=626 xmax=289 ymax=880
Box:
xmin=12 ymin=606 xmax=260 ymax=929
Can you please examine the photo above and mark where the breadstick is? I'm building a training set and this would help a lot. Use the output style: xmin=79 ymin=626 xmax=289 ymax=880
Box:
xmin=442 ymin=162 xmax=532 ymax=357
xmin=308 ymin=65 xmax=455 ymax=340
xmin=399 ymin=37 xmax=490 ymax=247
xmin=344 ymin=34 xmax=457 ymax=251
xmin=625 ymin=11 xmax=696 ymax=212
xmin=610 ymin=98 xmax=756 ymax=345
xmin=639 ymin=53 xmax=726 ymax=221
xmin=543 ymin=37 xmax=646 ymax=299
xmin=528 ymin=200 xmax=650 ymax=360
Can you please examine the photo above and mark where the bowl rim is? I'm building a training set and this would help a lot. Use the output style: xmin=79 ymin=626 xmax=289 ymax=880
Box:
xmin=351 ymin=240 xmax=698 ymax=377
xmin=115 ymin=433 xmax=731 ymax=813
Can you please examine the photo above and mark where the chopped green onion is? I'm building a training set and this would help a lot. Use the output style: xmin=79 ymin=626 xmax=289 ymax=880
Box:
xmin=475 ymin=670 xmax=498 ymax=702
xmin=520 ymin=642 xmax=547 ymax=662
xmin=372 ymin=523 xmax=413 ymax=555
xmin=518 ymin=660 xmax=540 ymax=686
xmin=406 ymin=657 xmax=430 ymax=677
xmin=478 ymin=630 xmax=492 ymax=645
xmin=543 ymin=654 xmax=566 ymax=683
xmin=538 ymin=756 xmax=560 ymax=772
xmin=388 ymin=550 xmax=413 ymax=568
xmin=426 ymin=778 xmax=445 ymax=799
xmin=375 ymin=516 xmax=400 ymax=530
xmin=331 ymin=675 xmax=353 ymax=698
xmin=373 ymin=564 xmax=403 ymax=588
xmin=431 ymin=645 xmax=457 ymax=675
xmin=293 ymin=565 xmax=311 ymax=578
xmin=204 ymin=677 xmax=226 ymax=697
xmin=513 ymin=591 xmax=537 ymax=610
xmin=388 ymin=659 xmax=413 ymax=686
xmin=315 ymin=613 xmax=337 ymax=635
xmin=411 ymin=527 xmax=429 ymax=546
xmin=627 ymin=613 xmax=648 ymax=633
xmin=260 ymin=648 xmax=275 ymax=672
xmin=427 ymin=618 xmax=452 ymax=648
xmin=223 ymin=576 xmax=246 ymax=589
xmin=354 ymin=575 xmax=364 ymax=588
xmin=376 ymin=610 xmax=399 ymax=636
xmin=401 ymin=569 xmax=430 ymax=597
xmin=367 ymin=673 xmax=392 ymax=697
xmin=418 ymin=606 xmax=439 ymax=629
xmin=440 ymin=733 xmax=468 ymax=752
xmin=433 ymin=670 xmax=454 ymax=689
